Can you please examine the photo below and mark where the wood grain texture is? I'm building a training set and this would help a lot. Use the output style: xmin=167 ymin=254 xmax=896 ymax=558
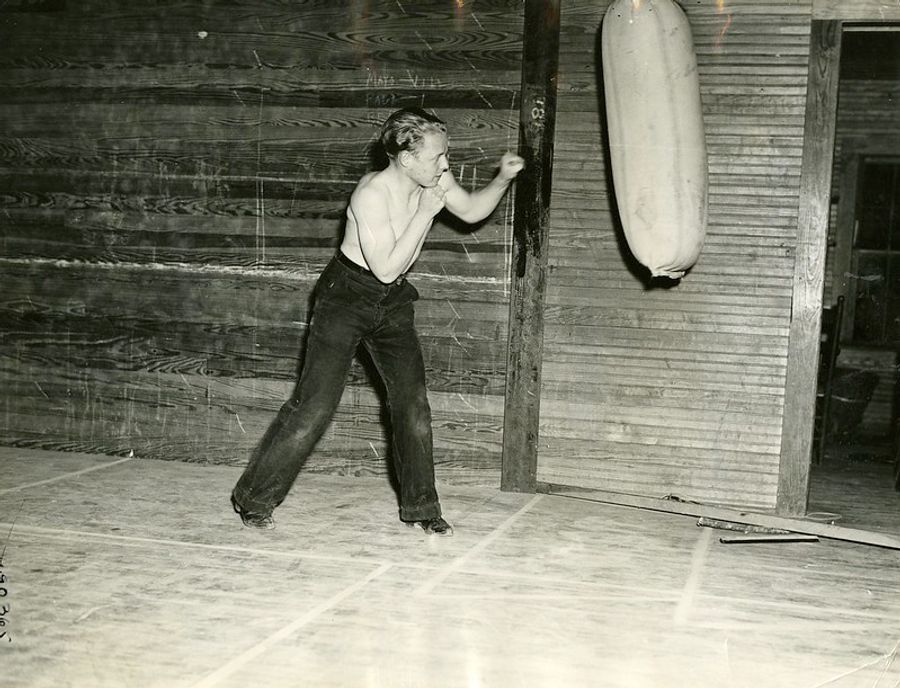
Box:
xmin=537 ymin=0 xmax=815 ymax=510
xmin=501 ymin=0 xmax=560 ymax=493
xmin=778 ymin=20 xmax=842 ymax=516
xmin=0 ymin=0 xmax=524 ymax=486
xmin=813 ymin=0 xmax=900 ymax=20
xmin=2 ymin=1 xmax=866 ymax=510
xmin=3 ymin=448 xmax=899 ymax=687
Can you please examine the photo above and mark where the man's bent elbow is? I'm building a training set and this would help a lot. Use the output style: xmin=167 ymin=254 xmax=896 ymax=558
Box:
xmin=457 ymin=208 xmax=493 ymax=225
xmin=371 ymin=265 xmax=404 ymax=284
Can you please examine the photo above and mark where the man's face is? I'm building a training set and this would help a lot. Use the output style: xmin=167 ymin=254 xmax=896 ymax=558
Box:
xmin=405 ymin=130 xmax=450 ymax=187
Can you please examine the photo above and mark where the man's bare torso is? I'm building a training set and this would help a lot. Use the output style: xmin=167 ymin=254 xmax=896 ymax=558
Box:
xmin=339 ymin=170 xmax=432 ymax=271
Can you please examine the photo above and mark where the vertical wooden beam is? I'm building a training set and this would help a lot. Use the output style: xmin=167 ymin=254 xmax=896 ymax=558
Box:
xmin=501 ymin=0 xmax=561 ymax=493
xmin=777 ymin=20 xmax=842 ymax=516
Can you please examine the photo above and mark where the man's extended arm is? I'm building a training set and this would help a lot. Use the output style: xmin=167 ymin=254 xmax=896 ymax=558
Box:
xmin=441 ymin=152 xmax=524 ymax=224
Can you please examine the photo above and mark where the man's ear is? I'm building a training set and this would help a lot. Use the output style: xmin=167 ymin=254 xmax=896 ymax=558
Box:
xmin=398 ymin=150 xmax=413 ymax=168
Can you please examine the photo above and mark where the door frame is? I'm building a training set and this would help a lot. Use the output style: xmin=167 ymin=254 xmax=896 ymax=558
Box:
xmin=777 ymin=19 xmax=843 ymax=516
xmin=779 ymin=7 xmax=900 ymax=515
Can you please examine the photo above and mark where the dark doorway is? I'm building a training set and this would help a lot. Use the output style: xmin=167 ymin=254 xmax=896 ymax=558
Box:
xmin=811 ymin=27 xmax=900 ymax=534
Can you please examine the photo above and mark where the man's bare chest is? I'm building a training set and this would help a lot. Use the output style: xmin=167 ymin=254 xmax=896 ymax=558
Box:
xmin=384 ymin=190 xmax=423 ymax=237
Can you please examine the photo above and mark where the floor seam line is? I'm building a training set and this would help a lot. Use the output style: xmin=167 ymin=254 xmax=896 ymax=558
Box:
xmin=0 ymin=522 xmax=402 ymax=567
xmin=810 ymin=636 xmax=900 ymax=688
xmin=413 ymin=493 xmax=544 ymax=597
xmin=188 ymin=562 xmax=393 ymax=688
xmin=18 ymin=523 xmax=893 ymax=618
xmin=0 ymin=456 xmax=135 ymax=494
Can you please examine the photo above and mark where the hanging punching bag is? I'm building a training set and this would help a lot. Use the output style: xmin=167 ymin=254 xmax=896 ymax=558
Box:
xmin=601 ymin=0 xmax=708 ymax=279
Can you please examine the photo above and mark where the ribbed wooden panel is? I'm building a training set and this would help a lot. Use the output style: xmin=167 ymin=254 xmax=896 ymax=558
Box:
xmin=830 ymin=78 xmax=900 ymax=184
xmin=0 ymin=1 xmax=523 ymax=486
xmin=537 ymin=0 xmax=812 ymax=509
xmin=834 ymin=79 xmax=900 ymax=162
xmin=813 ymin=0 xmax=900 ymax=20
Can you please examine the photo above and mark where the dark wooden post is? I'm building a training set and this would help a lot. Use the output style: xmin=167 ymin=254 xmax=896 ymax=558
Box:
xmin=777 ymin=20 xmax=842 ymax=515
xmin=501 ymin=0 xmax=561 ymax=493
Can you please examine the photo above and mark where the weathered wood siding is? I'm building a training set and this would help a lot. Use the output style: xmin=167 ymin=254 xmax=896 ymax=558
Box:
xmin=834 ymin=78 xmax=900 ymax=152
xmin=538 ymin=0 xmax=813 ymax=509
xmin=0 ymin=0 xmax=523 ymax=485
xmin=813 ymin=0 xmax=900 ymax=20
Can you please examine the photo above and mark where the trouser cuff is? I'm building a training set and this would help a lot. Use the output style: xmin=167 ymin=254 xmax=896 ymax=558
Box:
xmin=231 ymin=489 xmax=274 ymax=516
xmin=400 ymin=502 xmax=441 ymax=522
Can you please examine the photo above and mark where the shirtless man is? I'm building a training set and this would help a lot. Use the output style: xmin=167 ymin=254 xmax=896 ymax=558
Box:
xmin=231 ymin=107 xmax=524 ymax=535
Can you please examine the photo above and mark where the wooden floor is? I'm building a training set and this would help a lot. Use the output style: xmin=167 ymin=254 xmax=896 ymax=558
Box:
xmin=809 ymin=437 xmax=900 ymax=536
xmin=1 ymin=447 xmax=899 ymax=688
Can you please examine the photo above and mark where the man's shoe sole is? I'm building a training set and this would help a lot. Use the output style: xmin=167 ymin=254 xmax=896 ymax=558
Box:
xmin=406 ymin=520 xmax=454 ymax=537
xmin=231 ymin=495 xmax=275 ymax=530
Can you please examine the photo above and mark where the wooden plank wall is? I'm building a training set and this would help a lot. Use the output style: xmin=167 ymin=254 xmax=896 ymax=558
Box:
xmin=0 ymin=0 xmax=523 ymax=486
xmin=538 ymin=0 xmax=814 ymax=509
xmin=813 ymin=0 xmax=900 ymax=20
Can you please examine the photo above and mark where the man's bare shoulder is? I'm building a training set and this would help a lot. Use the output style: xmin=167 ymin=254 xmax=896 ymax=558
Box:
xmin=351 ymin=170 xmax=388 ymax=202
xmin=347 ymin=171 xmax=391 ymax=231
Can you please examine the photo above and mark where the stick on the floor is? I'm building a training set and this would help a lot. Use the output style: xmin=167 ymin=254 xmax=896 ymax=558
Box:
xmin=545 ymin=484 xmax=900 ymax=550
